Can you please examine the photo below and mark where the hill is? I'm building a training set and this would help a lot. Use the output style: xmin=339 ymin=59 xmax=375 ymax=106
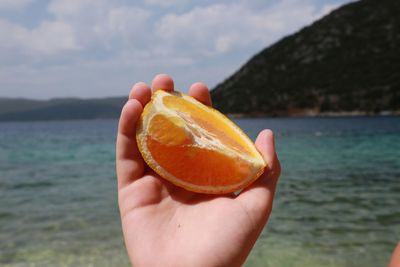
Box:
xmin=2 ymin=0 xmax=400 ymax=121
xmin=0 ymin=97 xmax=125 ymax=121
xmin=211 ymin=0 xmax=400 ymax=116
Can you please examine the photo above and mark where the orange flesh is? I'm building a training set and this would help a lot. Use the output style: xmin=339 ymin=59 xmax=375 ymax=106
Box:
xmin=147 ymin=137 xmax=251 ymax=186
xmin=148 ymin=114 xmax=192 ymax=146
xmin=146 ymin=111 xmax=251 ymax=186
xmin=163 ymin=95 xmax=253 ymax=156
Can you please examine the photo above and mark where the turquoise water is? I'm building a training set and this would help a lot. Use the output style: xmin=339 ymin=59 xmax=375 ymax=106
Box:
xmin=0 ymin=117 xmax=399 ymax=267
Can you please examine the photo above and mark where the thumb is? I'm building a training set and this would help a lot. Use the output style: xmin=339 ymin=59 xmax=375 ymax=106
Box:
xmin=236 ymin=129 xmax=281 ymax=216
xmin=255 ymin=129 xmax=278 ymax=176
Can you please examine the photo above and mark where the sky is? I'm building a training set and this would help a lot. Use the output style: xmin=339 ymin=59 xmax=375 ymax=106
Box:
xmin=0 ymin=0 xmax=354 ymax=99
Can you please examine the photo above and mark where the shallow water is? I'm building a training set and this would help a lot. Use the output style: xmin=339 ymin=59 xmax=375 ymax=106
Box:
xmin=0 ymin=117 xmax=399 ymax=267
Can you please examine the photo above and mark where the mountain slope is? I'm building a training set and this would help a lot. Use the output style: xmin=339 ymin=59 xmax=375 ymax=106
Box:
xmin=0 ymin=97 xmax=126 ymax=121
xmin=211 ymin=0 xmax=400 ymax=115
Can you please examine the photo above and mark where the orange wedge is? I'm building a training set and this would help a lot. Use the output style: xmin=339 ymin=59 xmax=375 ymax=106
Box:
xmin=136 ymin=90 xmax=266 ymax=194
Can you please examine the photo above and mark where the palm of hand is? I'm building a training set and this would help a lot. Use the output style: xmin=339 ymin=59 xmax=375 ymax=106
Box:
xmin=116 ymin=75 xmax=280 ymax=267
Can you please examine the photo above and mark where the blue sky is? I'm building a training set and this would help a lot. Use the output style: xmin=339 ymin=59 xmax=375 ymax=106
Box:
xmin=0 ymin=0 xmax=353 ymax=99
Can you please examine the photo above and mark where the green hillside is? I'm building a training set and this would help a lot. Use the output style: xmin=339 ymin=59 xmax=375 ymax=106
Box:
xmin=211 ymin=0 xmax=400 ymax=116
xmin=0 ymin=97 xmax=126 ymax=121
xmin=1 ymin=0 xmax=399 ymax=121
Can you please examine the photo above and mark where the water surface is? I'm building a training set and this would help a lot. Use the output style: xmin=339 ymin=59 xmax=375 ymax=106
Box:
xmin=0 ymin=117 xmax=399 ymax=266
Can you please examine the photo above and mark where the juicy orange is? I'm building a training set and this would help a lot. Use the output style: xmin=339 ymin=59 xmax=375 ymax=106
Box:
xmin=136 ymin=90 xmax=266 ymax=194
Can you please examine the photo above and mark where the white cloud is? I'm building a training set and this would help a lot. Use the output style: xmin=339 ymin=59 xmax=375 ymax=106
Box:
xmin=47 ymin=0 xmax=114 ymax=48
xmin=0 ymin=0 xmax=352 ymax=98
xmin=317 ymin=3 xmax=342 ymax=18
xmin=0 ymin=18 xmax=27 ymax=49
xmin=0 ymin=0 xmax=32 ymax=10
xmin=47 ymin=0 xmax=151 ymax=50
xmin=29 ymin=21 xmax=79 ymax=54
xmin=144 ymin=0 xmax=190 ymax=7
xmin=0 ymin=0 xmax=151 ymax=58
xmin=1 ymin=0 xmax=336 ymax=59
xmin=47 ymin=0 xmax=108 ymax=17
xmin=0 ymin=18 xmax=78 ymax=56
xmin=156 ymin=0 xmax=321 ymax=57
xmin=102 ymin=7 xmax=151 ymax=46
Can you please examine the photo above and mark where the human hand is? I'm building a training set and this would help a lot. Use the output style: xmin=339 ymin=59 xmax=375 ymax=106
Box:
xmin=389 ymin=242 xmax=400 ymax=267
xmin=116 ymin=74 xmax=281 ymax=267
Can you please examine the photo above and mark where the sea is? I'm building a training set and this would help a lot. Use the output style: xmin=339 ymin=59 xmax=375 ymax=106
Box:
xmin=0 ymin=117 xmax=399 ymax=267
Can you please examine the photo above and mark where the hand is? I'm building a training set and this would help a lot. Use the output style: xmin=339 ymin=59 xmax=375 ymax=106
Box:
xmin=389 ymin=242 xmax=400 ymax=267
xmin=116 ymin=74 xmax=281 ymax=267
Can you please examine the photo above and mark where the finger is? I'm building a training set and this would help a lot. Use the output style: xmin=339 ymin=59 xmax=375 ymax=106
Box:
xmin=389 ymin=242 xmax=400 ymax=267
xmin=236 ymin=129 xmax=281 ymax=218
xmin=188 ymin=82 xmax=212 ymax=106
xmin=129 ymin=82 xmax=151 ymax=106
xmin=116 ymin=99 xmax=145 ymax=189
xmin=151 ymin=74 xmax=174 ymax=93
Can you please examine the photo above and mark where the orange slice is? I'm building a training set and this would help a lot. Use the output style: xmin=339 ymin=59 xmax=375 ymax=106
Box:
xmin=136 ymin=90 xmax=266 ymax=194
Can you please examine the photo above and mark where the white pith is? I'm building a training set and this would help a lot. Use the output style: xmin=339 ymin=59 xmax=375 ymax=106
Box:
xmin=140 ymin=90 xmax=266 ymax=193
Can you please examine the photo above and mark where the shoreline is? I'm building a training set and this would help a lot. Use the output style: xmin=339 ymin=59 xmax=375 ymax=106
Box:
xmin=0 ymin=111 xmax=399 ymax=123
xmin=227 ymin=110 xmax=400 ymax=119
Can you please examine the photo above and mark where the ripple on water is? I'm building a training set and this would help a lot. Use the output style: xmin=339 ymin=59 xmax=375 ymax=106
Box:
xmin=1 ymin=118 xmax=399 ymax=267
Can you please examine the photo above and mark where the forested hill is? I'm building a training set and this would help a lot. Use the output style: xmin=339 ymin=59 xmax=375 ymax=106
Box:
xmin=211 ymin=0 xmax=400 ymax=116
xmin=2 ymin=0 xmax=400 ymax=122
xmin=0 ymin=97 xmax=125 ymax=121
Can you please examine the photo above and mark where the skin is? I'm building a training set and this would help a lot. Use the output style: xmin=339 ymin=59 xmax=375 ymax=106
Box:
xmin=116 ymin=74 xmax=281 ymax=267
xmin=389 ymin=242 xmax=400 ymax=267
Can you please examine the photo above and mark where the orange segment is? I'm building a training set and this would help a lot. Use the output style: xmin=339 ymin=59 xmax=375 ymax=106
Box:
xmin=163 ymin=95 xmax=253 ymax=156
xmin=148 ymin=114 xmax=192 ymax=146
xmin=147 ymin=138 xmax=251 ymax=187
xmin=136 ymin=90 xmax=266 ymax=194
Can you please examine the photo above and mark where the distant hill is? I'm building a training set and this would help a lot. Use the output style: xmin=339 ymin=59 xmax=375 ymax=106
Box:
xmin=0 ymin=97 xmax=125 ymax=121
xmin=211 ymin=0 xmax=400 ymax=116
xmin=2 ymin=0 xmax=400 ymax=122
